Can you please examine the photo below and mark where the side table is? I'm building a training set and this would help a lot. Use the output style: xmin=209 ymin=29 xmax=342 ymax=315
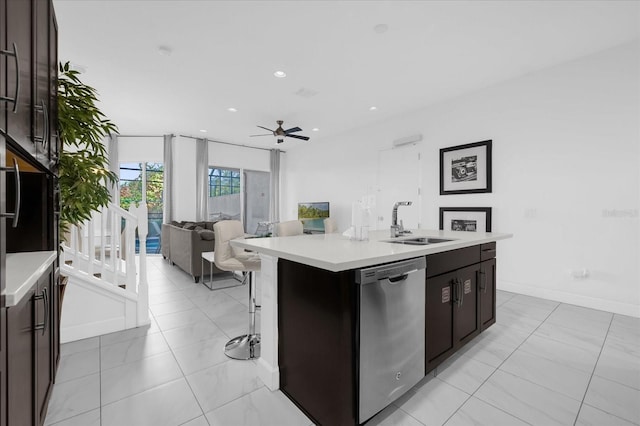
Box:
xmin=201 ymin=251 xmax=244 ymax=291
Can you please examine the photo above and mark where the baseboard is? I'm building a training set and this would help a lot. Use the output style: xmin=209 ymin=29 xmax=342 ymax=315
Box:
xmin=61 ymin=317 xmax=125 ymax=343
xmin=257 ymin=357 xmax=280 ymax=391
xmin=499 ymin=280 xmax=640 ymax=318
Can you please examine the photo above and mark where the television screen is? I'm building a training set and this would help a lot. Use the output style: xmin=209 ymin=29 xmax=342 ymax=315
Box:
xmin=297 ymin=202 xmax=330 ymax=233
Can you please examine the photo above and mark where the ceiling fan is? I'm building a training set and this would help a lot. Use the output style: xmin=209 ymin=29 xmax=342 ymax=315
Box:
xmin=250 ymin=120 xmax=310 ymax=144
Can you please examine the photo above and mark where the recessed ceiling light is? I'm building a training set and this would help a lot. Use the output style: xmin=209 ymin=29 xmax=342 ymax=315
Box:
xmin=312 ymin=128 xmax=319 ymax=132
xmin=227 ymin=107 xmax=237 ymax=112
xmin=274 ymin=70 xmax=287 ymax=78
xmin=199 ymin=129 xmax=207 ymax=133
xmin=157 ymin=45 xmax=172 ymax=56
xmin=369 ymin=106 xmax=378 ymax=111
xmin=373 ymin=24 xmax=388 ymax=34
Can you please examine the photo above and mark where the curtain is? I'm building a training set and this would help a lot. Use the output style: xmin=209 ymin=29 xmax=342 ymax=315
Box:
xmin=162 ymin=134 xmax=173 ymax=223
xmin=195 ymin=138 xmax=209 ymax=221
xmin=269 ymin=149 xmax=280 ymax=222
xmin=108 ymin=134 xmax=119 ymax=206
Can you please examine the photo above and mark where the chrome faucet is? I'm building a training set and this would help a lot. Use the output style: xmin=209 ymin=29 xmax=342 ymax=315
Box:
xmin=391 ymin=201 xmax=412 ymax=237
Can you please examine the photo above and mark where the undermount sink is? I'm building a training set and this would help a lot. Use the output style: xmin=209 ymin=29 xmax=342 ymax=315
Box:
xmin=385 ymin=237 xmax=454 ymax=245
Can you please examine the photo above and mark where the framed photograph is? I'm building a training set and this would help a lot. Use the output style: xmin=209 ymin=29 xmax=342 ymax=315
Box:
xmin=439 ymin=207 xmax=492 ymax=232
xmin=440 ymin=140 xmax=492 ymax=195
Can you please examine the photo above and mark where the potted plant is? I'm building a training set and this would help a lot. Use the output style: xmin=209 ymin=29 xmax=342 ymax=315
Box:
xmin=58 ymin=61 xmax=118 ymax=234
xmin=57 ymin=61 xmax=118 ymax=298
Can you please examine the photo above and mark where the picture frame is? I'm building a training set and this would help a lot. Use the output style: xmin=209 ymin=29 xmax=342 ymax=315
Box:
xmin=439 ymin=207 xmax=492 ymax=232
xmin=440 ymin=140 xmax=492 ymax=195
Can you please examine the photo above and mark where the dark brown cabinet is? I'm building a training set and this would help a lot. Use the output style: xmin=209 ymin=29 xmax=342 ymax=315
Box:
xmin=424 ymin=244 xmax=498 ymax=373
xmin=5 ymin=266 xmax=55 ymax=426
xmin=425 ymin=262 xmax=480 ymax=372
xmin=479 ymin=243 xmax=497 ymax=331
xmin=6 ymin=286 xmax=35 ymax=426
xmin=34 ymin=270 xmax=54 ymax=426
xmin=1 ymin=0 xmax=59 ymax=424
xmin=4 ymin=0 xmax=34 ymax=158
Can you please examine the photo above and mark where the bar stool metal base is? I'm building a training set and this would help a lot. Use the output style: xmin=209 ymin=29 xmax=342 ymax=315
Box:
xmin=224 ymin=333 xmax=260 ymax=360
xmin=224 ymin=270 xmax=260 ymax=360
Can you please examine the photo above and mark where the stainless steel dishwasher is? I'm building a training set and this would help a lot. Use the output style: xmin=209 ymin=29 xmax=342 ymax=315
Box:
xmin=356 ymin=256 xmax=426 ymax=423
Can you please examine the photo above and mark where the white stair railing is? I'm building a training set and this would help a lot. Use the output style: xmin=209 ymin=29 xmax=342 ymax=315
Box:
xmin=61 ymin=202 xmax=149 ymax=325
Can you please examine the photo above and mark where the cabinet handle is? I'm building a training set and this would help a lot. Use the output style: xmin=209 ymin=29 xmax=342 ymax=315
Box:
xmin=0 ymin=158 xmax=21 ymax=227
xmin=0 ymin=42 xmax=20 ymax=113
xmin=44 ymin=288 xmax=49 ymax=334
xmin=34 ymin=288 xmax=48 ymax=335
xmin=479 ymin=270 xmax=487 ymax=293
xmin=34 ymin=100 xmax=49 ymax=151
xmin=459 ymin=279 xmax=464 ymax=307
xmin=482 ymin=248 xmax=496 ymax=258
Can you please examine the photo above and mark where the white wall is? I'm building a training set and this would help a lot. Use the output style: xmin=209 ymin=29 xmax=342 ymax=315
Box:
xmin=283 ymin=41 xmax=640 ymax=316
xmin=171 ymin=136 xmax=271 ymax=222
xmin=117 ymin=136 xmax=164 ymax=162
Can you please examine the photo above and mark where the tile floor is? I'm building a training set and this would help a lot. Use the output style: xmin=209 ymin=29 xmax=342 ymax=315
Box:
xmin=46 ymin=255 xmax=640 ymax=426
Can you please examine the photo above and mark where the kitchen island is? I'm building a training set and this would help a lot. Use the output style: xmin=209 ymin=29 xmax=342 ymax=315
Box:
xmin=231 ymin=229 xmax=512 ymax=425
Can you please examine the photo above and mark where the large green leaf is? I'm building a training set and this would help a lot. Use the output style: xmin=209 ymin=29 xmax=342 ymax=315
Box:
xmin=58 ymin=62 xmax=119 ymax=233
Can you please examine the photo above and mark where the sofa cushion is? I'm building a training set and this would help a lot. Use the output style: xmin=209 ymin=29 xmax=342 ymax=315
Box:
xmin=183 ymin=222 xmax=197 ymax=230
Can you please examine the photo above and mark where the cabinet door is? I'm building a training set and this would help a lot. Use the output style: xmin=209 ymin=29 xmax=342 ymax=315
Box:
xmin=453 ymin=264 xmax=479 ymax=345
xmin=0 ymin=0 xmax=6 ymax=416
xmin=35 ymin=269 xmax=53 ymax=426
xmin=425 ymin=271 xmax=455 ymax=370
xmin=33 ymin=0 xmax=50 ymax=168
xmin=5 ymin=0 xmax=33 ymax=156
xmin=7 ymin=287 xmax=35 ymax=426
xmin=479 ymin=258 xmax=496 ymax=331
xmin=48 ymin=6 xmax=59 ymax=170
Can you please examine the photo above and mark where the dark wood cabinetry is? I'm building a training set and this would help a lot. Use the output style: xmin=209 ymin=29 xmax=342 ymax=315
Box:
xmin=34 ymin=269 xmax=54 ymax=426
xmin=479 ymin=243 xmax=497 ymax=331
xmin=425 ymin=243 xmax=497 ymax=373
xmin=278 ymin=260 xmax=357 ymax=426
xmin=1 ymin=0 xmax=59 ymax=424
xmin=279 ymin=245 xmax=499 ymax=425
xmin=5 ymin=266 xmax=55 ymax=426
xmin=6 ymin=285 xmax=35 ymax=426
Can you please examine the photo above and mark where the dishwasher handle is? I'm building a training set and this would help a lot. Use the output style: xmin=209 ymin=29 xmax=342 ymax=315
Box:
xmin=356 ymin=257 xmax=426 ymax=285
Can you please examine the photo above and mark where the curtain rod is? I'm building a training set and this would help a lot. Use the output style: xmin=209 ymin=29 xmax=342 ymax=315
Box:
xmin=179 ymin=134 xmax=286 ymax=153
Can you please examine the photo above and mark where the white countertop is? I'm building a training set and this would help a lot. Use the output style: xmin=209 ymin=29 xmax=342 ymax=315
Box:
xmin=231 ymin=229 xmax=512 ymax=272
xmin=4 ymin=251 xmax=57 ymax=307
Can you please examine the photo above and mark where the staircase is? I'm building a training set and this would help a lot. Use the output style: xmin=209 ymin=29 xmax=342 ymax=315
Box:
xmin=59 ymin=203 xmax=150 ymax=343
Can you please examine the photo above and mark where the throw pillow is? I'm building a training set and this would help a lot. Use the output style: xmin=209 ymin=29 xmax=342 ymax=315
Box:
xmin=183 ymin=222 xmax=197 ymax=230
xmin=197 ymin=229 xmax=215 ymax=240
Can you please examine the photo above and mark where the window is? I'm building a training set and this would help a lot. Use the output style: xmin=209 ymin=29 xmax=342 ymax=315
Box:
xmin=119 ymin=162 xmax=164 ymax=253
xmin=209 ymin=167 xmax=240 ymax=197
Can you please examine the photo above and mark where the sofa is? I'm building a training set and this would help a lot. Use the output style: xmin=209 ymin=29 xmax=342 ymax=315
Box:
xmin=161 ymin=221 xmax=224 ymax=283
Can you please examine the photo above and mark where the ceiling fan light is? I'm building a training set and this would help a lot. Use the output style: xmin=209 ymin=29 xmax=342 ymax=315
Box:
xmin=274 ymin=70 xmax=287 ymax=78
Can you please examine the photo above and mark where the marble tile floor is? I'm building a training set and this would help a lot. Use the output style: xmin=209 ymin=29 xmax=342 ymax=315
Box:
xmin=46 ymin=255 xmax=640 ymax=426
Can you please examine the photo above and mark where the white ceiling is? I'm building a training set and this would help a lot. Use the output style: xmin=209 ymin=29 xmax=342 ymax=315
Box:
xmin=53 ymin=0 xmax=639 ymax=149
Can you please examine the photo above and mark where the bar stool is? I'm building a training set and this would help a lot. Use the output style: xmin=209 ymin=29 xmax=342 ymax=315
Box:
xmin=213 ymin=220 xmax=262 ymax=360
xmin=274 ymin=220 xmax=303 ymax=236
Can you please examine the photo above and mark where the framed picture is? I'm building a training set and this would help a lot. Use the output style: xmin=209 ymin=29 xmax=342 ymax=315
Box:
xmin=440 ymin=140 xmax=492 ymax=195
xmin=439 ymin=207 xmax=492 ymax=232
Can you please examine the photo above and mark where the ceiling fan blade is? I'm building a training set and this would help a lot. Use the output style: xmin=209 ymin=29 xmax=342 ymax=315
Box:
xmin=287 ymin=134 xmax=310 ymax=141
xmin=256 ymin=125 xmax=274 ymax=133
xmin=249 ymin=134 xmax=273 ymax=137
xmin=284 ymin=127 xmax=302 ymax=134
